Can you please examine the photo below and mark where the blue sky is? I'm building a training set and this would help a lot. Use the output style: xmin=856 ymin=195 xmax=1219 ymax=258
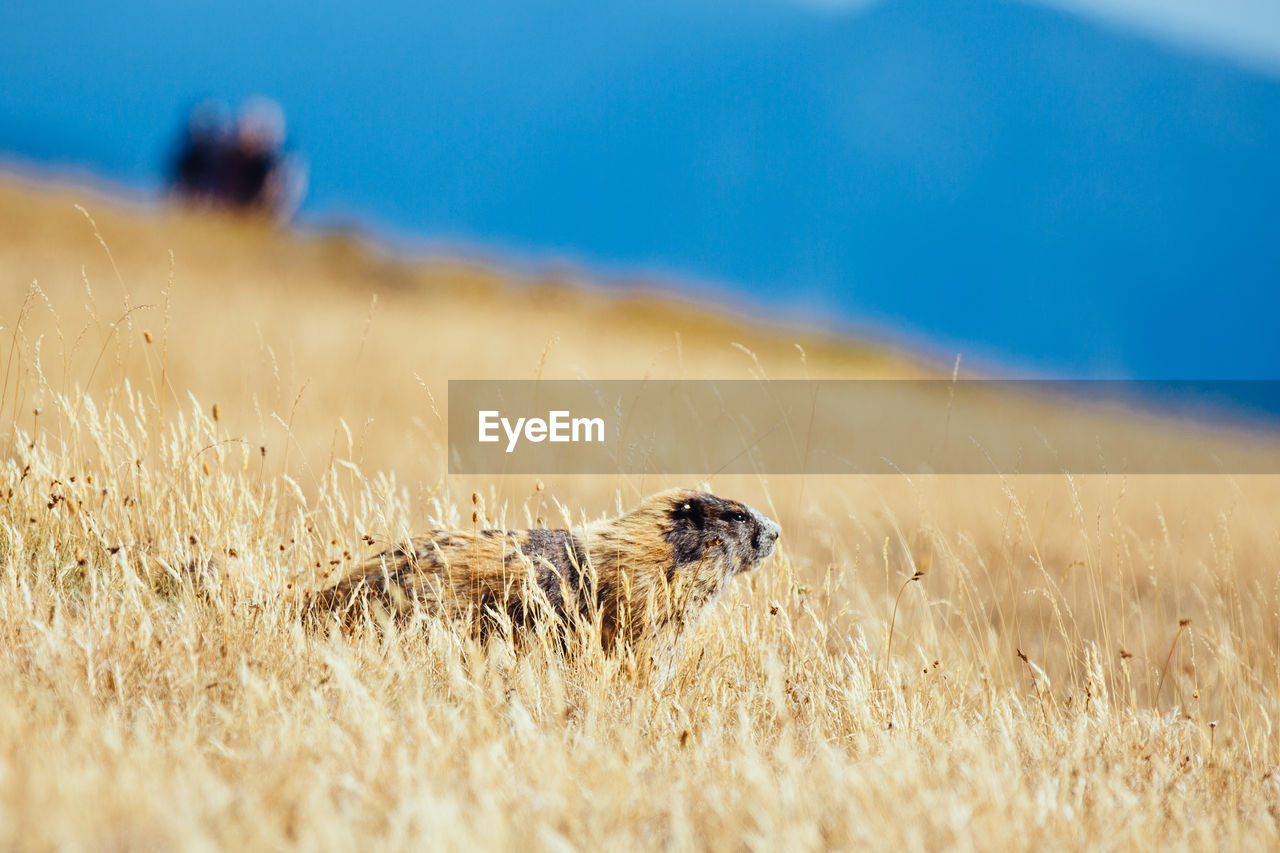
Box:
xmin=2 ymin=0 xmax=1278 ymax=379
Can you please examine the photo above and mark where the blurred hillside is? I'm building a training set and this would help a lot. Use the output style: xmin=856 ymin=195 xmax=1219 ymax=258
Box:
xmin=4 ymin=173 xmax=1278 ymax=499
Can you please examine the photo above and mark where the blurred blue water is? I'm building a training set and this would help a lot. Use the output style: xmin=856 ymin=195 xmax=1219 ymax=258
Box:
xmin=2 ymin=0 xmax=1279 ymax=380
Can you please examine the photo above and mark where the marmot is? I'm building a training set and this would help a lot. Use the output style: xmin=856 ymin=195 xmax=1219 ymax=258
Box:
xmin=307 ymin=488 xmax=781 ymax=649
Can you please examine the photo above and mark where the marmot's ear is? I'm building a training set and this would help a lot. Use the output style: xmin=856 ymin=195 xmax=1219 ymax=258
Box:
xmin=671 ymin=494 xmax=706 ymax=529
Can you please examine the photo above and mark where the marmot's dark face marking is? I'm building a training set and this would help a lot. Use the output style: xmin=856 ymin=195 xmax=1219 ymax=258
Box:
xmin=309 ymin=488 xmax=782 ymax=650
xmin=664 ymin=491 xmax=780 ymax=576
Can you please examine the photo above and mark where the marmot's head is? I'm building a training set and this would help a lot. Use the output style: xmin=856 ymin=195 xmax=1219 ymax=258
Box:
xmin=641 ymin=489 xmax=781 ymax=578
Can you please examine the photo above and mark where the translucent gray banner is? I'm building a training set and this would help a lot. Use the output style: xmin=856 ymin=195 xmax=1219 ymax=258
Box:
xmin=447 ymin=380 xmax=1280 ymax=474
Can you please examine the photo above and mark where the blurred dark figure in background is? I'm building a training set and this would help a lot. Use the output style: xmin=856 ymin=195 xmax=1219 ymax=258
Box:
xmin=171 ymin=99 xmax=232 ymax=203
xmin=169 ymin=96 xmax=307 ymax=222
xmin=223 ymin=98 xmax=291 ymax=213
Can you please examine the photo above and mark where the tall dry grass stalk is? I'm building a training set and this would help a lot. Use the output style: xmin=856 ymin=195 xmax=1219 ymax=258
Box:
xmin=0 ymin=177 xmax=1278 ymax=849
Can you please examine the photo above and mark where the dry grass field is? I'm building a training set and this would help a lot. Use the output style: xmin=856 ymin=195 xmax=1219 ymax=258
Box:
xmin=1 ymin=174 xmax=1278 ymax=850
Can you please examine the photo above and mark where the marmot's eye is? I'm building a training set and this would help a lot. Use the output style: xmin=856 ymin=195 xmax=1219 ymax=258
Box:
xmin=725 ymin=511 xmax=747 ymax=523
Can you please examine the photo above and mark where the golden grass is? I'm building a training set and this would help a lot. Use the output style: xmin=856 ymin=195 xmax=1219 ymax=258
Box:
xmin=1 ymin=175 xmax=1279 ymax=850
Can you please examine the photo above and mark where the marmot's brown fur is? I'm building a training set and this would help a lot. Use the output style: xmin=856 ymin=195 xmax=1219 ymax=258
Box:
xmin=307 ymin=489 xmax=781 ymax=649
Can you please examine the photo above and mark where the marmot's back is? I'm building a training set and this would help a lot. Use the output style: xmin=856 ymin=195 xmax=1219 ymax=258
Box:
xmin=307 ymin=527 xmax=591 ymax=630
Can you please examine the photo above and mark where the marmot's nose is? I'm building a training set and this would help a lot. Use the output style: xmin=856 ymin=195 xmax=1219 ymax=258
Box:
xmin=765 ymin=520 xmax=781 ymax=542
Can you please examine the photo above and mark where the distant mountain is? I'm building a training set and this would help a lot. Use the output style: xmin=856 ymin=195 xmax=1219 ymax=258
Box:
xmin=2 ymin=0 xmax=1278 ymax=377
